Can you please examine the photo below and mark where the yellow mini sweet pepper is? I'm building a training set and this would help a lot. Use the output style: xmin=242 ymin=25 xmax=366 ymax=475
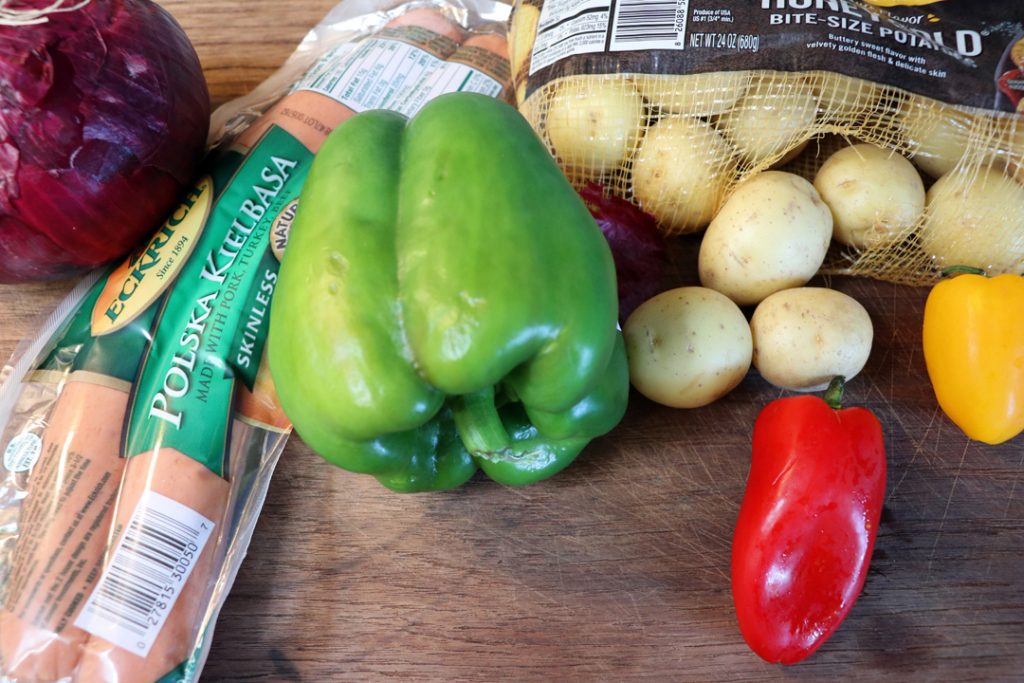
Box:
xmin=922 ymin=269 xmax=1024 ymax=445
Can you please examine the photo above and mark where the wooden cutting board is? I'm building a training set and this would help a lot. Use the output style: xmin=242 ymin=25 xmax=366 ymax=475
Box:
xmin=1 ymin=1 xmax=1021 ymax=680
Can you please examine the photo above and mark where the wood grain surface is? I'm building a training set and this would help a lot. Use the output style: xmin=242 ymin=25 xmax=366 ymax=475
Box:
xmin=1 ymin=1 xmax=1023 ymax=681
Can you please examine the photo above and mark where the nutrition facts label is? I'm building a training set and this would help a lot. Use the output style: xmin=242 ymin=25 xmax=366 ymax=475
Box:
xmin=297 ymin=38 xmax=503 ymax=117
xmin=530 ymin=0 xmax=690 ymax=75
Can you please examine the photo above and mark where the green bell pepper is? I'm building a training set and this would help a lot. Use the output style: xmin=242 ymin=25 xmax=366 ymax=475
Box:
xmin=268 ymin=93 xmax=629 ymax=492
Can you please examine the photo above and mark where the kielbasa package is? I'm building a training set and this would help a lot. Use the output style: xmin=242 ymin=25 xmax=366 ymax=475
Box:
xmin=509 ymin=0 xmax=1024 ymax=285
xmin=0 ymin=1 xmax=510 ymax=681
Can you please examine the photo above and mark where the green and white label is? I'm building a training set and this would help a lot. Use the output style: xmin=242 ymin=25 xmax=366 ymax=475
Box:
xmin=125 ymin=126 xmax=312 ymax=474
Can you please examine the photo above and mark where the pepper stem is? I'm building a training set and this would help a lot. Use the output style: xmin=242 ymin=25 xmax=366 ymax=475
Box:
xmin=451 ymin=386 xmax=512 ymax=457
xmin=823 ymin=376 xmax=846 ymax=410
xmin=941 ymin=265 xmax=987 ymax=278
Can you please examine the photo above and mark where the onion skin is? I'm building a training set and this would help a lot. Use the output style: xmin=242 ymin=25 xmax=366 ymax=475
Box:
xmin=0 ymin=0 xmax=210 ymax=282
xmin=579 ymin=182 xmax=667 ymax=322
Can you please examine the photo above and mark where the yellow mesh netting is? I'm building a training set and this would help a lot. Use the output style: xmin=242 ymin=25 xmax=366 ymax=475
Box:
xmin=510 ymin=4 xmax=1024 ymax=286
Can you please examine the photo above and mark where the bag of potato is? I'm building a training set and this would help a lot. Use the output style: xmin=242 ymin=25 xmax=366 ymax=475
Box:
xmin=509 ymin=0 xmax=1024 ymax=285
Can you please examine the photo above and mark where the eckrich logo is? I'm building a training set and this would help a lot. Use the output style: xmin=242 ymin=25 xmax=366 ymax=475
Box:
xmin=92 ymin=177 xmax=213 ymax=336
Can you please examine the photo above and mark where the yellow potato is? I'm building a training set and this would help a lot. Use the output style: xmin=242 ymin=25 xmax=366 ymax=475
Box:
xmin=750 ymin=287 xmax=873 ymax=392
xmin=631 ymin=115 xmax=737 ymax=234
xmin=718 ymin=76 xmax=819 ymax=167
xmin=509 ymin=2 xmax=540 ymax=104
xmin=623 ymin=287 xmax=752 ymax=409
xmin=698 ymin=171 xmax=833 ymax=306
xmin=922 ymin=167 xmax=1024 ymax=274
xmin=545 ymin=76 xmax=645 ymax=175
xmin=813 ymin=143 xmax=925 ymax=248
xmin=899 ymin=99 xmax=974 ymax=178
xmin=634 ymin=71 xmax=750 ymax=117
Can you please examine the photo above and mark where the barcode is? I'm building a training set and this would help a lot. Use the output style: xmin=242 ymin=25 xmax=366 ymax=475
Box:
xmin=610 ymin=0 xmax=689 ymax=51
xmin=75 ymin=492 xmax=215 ymax=657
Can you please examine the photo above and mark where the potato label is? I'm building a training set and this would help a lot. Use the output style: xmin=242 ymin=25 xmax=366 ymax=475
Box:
xmin=523 ymin=0 xmax=1024 ymax=112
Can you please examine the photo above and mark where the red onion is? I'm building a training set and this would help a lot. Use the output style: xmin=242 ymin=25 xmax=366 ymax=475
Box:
xmin=579 ymin=182 xmax=668 ymax=321
xmin=0 ymin=0 xmax=209 ymax=282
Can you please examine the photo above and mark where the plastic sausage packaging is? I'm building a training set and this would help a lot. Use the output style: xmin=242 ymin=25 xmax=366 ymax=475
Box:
xmin=509 ymin=0 xmax=1024 ymax=285
xmin=0 ymin=1 xmax=510 ymax=681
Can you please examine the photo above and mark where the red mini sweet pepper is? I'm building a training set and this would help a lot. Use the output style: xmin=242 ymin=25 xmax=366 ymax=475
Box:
xmin=731 ymin=377 xmax=887 ymax=664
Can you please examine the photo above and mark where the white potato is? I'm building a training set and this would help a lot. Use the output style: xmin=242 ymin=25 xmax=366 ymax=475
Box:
xmin=899 ymin=100 xmax=974 ymax=178
xmin=750 ymin=287 xmax=873 ymax=392
xmin=718 ymin=76 xmax=819 ymax=167
xmin=922 ymin=167 xmax=1024 ymax=274
xmin=623 ymin=287 xmax=752 ymax=409
xmin=631 ymin=115 xmax=736 ymax=234
xmin=698 ymin=171 xmax=833 ymax=306
xmin=813 ymin=143 xmax=925 ymax=248
xmin=545 ymin=76 xmax=645 ymax=175
xmin=634 ymin=71 xmax=749 ymax=117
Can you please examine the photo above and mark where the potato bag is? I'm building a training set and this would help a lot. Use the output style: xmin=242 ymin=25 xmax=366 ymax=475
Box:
xmin=510 ymin=0 xmax=1024 ymax=285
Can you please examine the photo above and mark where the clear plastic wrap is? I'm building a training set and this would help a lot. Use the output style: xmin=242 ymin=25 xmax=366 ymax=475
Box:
xmin=0 ymin=1 xmax=510 ymax=681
